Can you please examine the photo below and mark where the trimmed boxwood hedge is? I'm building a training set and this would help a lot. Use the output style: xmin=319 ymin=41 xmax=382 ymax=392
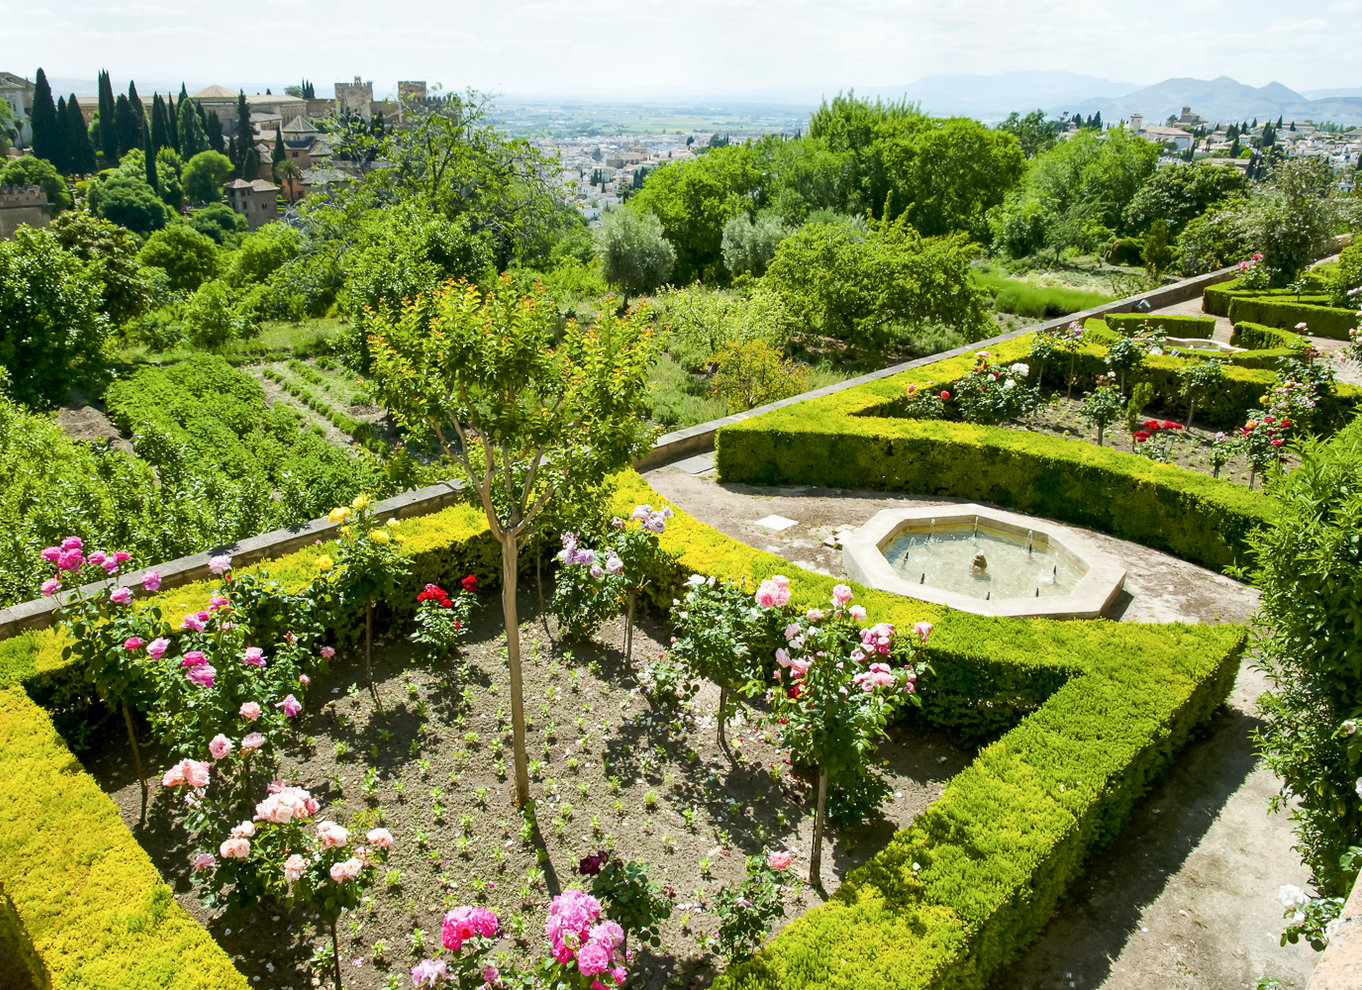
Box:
xmin=1227 ymin=296 xmax=1357 ymax=339
xmin=1105 ymin=312 xmax=1215 ymax=338
xmin=1230 ymin=321 xmax=1302 ymax=350
xmin=0 ymin=465 xmax=1254 ymax=990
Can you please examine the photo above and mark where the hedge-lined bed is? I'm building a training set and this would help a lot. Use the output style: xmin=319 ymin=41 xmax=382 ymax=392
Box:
xmin=1104 ymin=312 xmax=1215 ymax=338
xmin=1203 ymin=276 xmax=1356 ymax=339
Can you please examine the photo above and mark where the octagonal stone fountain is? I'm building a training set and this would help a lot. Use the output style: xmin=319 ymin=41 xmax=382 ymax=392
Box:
xmin=842 ymin=504 xmax=1126 ymax=619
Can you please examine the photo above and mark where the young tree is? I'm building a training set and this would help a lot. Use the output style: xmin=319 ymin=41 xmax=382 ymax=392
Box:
xmin=182 ymin=150 xmax=233 ymax=204
xmin=366 ymin=279 xmax=660 ymax=806
xmin=594 ymin=207 xmax=675 ymax=307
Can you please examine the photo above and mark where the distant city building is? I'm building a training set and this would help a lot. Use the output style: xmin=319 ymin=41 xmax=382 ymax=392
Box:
xmin=0 ymin=72 xmax=34 ymax=148
xmin=224 ymin=178 xmax=279 ymax=229
xmin=1127 ymin=113 xmax=1193 ymax=152
xmin=398 ymin=81 xmax=428 ymax=101
xmin=1174 ymin=106 xmax=1207 ymax=130
xmin=334 ymin=76 xmax=374 ymax=118
xmin=0 ymin=183 xmax=52 ymax=239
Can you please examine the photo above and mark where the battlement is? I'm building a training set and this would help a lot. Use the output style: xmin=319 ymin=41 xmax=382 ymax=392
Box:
xmin=0 ymin=184 xmax=49 ymax=209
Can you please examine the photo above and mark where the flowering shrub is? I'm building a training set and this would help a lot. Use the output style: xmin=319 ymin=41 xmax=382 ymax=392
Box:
xmin=1130 ymin=419 xmax=1185 ymax=463
xmin=1238 ymin=414 xmax=1292 ymax=488
xmin=712 ymin=854 xmax=792 ymax=963
xmin=1104 ymin=323 xmax=1166 ymax=394
xmin=577 ymin=851 xmax=673 ymax=949
xmin=326 ymin=494 xmax=411 ymax=684
xmin=898 ymin=380 xmax=948 ymax=420
xmin=1236 ymin=252 xmax=1270 ymax=290
xmin=411 ymin=575 xmax=478 ymax=664
xmin=1028 ymin=320 xmax=1085 ymax=393
xmin=1208 ymin=431 xmax=1236 ymax=478
xmin=949 ymin=351 xmax=1042 ymax=426
xmin=1078 ymin=374 xmax=1124 ymax=446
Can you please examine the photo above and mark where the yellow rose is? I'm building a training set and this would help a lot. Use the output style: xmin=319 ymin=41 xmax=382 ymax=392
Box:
xmin=315 ymin=556 xmax=334 ymax=572
xmin=328 ymin=506 xmax=351 ymax=524
xmin=352 ymin=494 xmax=371 ymax=512
xmin=369 ymin=529 xmax=390 ymax=544
xmin=386 ymin=518 xmax=400 ymax=528
xmin=340 ymin=525 xmax=352 ymax=537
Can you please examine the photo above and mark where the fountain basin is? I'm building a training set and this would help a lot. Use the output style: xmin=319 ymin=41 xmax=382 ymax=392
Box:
xmin=842 ymin=504 xmax=1126 ymax=619
xmin=1165 ymin=337 xmax=1241 ymax=354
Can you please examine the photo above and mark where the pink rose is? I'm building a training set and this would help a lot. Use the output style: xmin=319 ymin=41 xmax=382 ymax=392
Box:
xmin=114 ymin=551 xmax=131 ymax=563
xmin=329 ymin=857 xmax=363 ymax=882
xmin=239 ymin=701 xmax=262 ymax=721
xmin=208 ymin=594 xmax=230 ymax=612
xmin=243 ymin=647 xmax=265 ymax=666
xmin=219 ymin=837 xmax=250 ymax=859
xmin=588 ymin=920 xmax=623 ymax=952
xmin=298 ymin=674 xmax=311 ymax=686
xmin=141 ymin=571 xmax=162 ymax=592
xmin=186 ymin=664 xmax=216 ymax=688
xmin=768 ymin=850 xmax=793 ymax=871
xmin=40 ymin=546 xmax=60 ymax=563
xmin=576 ymin=942 xmax=611 ymax=977
xmin=276 ymin=694 xmax=302 ymax=717
xmin=410 ymin=960 xmax=448 ymax=988
xmin=913 ymin=621 xmax=933 ymax=644
xmin=101 ymin=558 xmax=119 ymax=574
xmin=123 ymin=636 xmax=144 ymax=651
xmin=366 ymin=827 xmax=393 ymax=849
xmin=146 ymin=637 xmax=170 ymax=660
xmin=482 ymin=965 xmax=499 ymax=986
xmin=283 ymin=853 xmax=308 ymax=883
xmin=755 ymin=577 xmax=790 ymax=609
xmin=40 ymin=578 xmax=60 ymax=597
xmin=180 ymin=612 xmax=206 ymax=632
xmin=162 ymin=758 xmax=211 ymax=789
xmin=240 ymin=732 xmax=265 ymax=752
xmin=89 ymin=551 xmax=107 ymax=567
xmin=190 ymin=852 xmax=216 ymax=872
xmin=320 ymin=646 xmax=335 ymax=659
xmin=230 ymin=820 xmax=256 ymax=838
xmin=849 ymin=605 xmax=867 ymax=621
xmin=60 ymin=536 xmax=82 ymax=551
xmin=254 ymin=785 xmax=316 ymax=823
xmin=181 ymin=650 xmax=207 ymax=667
xmin=208 ymin=734 xmax=233 ymax=761
xmin=443 ymin=905 xmax=500 ymax=951
xmin=316 ymin=820 xmax=350 ymax=848
xmin=208 ymin=554 xmax=232 ymax=575
xmin=832 ymin=584 xmax=854 ymax=604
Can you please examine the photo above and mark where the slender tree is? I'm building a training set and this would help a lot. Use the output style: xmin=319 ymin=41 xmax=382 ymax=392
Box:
xmin=205 ymin=109 xmax=225 ymax=153
xmin=114 ymin=94 xmax=141 ymax=157
xmin=178 ymin=96 xmax=207 ymax=157
xmin=165 ymin=91 xmax=178 ymax=152
xmin=144 ymin=139 xmax=158 ymax=194
xmin=65 ymin=95 xmax=95 ymax=174
xmin=53 ymin=96 xmax=70 ymax=171
xmin=30 ymin=68 xmax=59 ymax=164
xmin=150 ymin=94 xmax=169 ymax=153
xmin=272 ymin=129 xmax=285 ymax=167
xmin=233 ymin=91 xmax=251 ymax=169
xmin=239 ymin=145 xmax=260 ymax=181
xmin=97 ymin=70 xmax=117 ymax=165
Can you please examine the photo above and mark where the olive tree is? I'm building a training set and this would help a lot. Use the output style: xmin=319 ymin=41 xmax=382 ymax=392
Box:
xmin=366 ymin=278 xmax=660 ymax=806
xmin=594 ymin=207 xmax=675 ymax=308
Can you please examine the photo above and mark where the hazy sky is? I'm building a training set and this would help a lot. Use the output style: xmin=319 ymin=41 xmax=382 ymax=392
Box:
xmin=10 ymin=0 xmax=1360 ymax=98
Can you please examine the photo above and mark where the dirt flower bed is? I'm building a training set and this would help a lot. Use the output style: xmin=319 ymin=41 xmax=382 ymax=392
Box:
xmin=83 ymin=590 xmax=967 ymax=990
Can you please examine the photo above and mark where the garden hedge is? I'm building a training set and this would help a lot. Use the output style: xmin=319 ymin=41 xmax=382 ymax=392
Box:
xmin=1230 ymin=321 xmax=1302 ymax=351
xmin=1104 ymin=312 xmax=1215 ymax=338
xmin=1227 ymin=296 xmax=1357 ymax=340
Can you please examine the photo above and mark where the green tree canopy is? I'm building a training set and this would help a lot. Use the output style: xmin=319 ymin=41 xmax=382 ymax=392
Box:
xmin=0 ymin=156 xmax=69 ymax=211
xmin=0 ymin=226 xmax=109 ymax=407
xmin=181 ymin=149 xmax=233 ymax=204
xmin=49 ymin=209 xmax=156 ymax=325
xmin=594 ymin=207 xmax=675 ymax=305
xmin=995 ymin=109 xmax=1063 ymax=158
xmin=223 ymin=222 xmax=300 ymax=286
xmin=1123 ymin=161 xmax=1248 ymax=236
xmin=182 ymin=201 xmax=248 ymax=246
xmin=139 ymin=224 xmax=219 ymax=293
xmin=88 ymin=172 xmax=166 ymax=234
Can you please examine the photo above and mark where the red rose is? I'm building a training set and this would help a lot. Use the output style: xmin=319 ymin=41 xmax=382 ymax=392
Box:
xmin=940 ymin=390 xmax=950 ymax=400
xmin=461 ymin=574 xmax=478 ymax=593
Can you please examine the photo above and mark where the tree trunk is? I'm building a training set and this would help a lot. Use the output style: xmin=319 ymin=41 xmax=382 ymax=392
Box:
xmin=716 ymin=683 xmax=728 ymax=751
xmin=810 ymin=766 xmax=829 ymax=887
xmin=502 ymin=536 xmax=532 ymax=807
xmin=123 ymin=703 xmax=147 ymax=825
xmin=1096 ymin=424 xmax=1105 ymax=447
xmin=624 ymin=593 xmax=636 ymax=668
xmin=1187 ymin=400 xmax=1196 ymax=432
xmin=329 ymin=914 xmax=343 ymax=990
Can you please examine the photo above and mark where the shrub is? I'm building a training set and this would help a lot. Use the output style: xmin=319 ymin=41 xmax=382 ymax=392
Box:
xmin=1105 ymin=312 xmax=1215 ymax=338
xmin=1227 ymin=296 xmax=1358 ymax=340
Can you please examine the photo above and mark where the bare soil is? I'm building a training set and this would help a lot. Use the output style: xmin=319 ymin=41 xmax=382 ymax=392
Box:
xmin=83 ymin=590 xmax=968 ymax=990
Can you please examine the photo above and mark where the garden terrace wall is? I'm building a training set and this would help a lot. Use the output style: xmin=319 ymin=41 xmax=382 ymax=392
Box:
xmin=716 ymin=335 xmax=1281 ymax=574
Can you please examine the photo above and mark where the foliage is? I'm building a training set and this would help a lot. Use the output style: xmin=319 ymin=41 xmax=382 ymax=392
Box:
xmin=49 ymin=208 xmax=156 ymax=326
xmin=994 ymin=109 xmax=1062 ymax=159
xmin=0 ymin=155 xmax=70 ymax=211
xmin=1078 ymin=374 xmax=1124 ymax=445
xmin=712 ymin=855 xmax=791 ymax=962
xmin=763 ymin=214 xmax=989 ymax=353
xmin=947 ymin=351 xmax=1042 ymax=426
xmin=182 ymin=202 xmax=248 ymax=247
xmin=89 ymin=172 xmax=168 ymax=234
xmin=181 ymin=150 xmax=233 ymax=205
xmin=223 ymin=222 xmax=300 ymax=286
xmin=410 ymin=576 xmax=477 ymax=665
xmin=594 ymin=207 xmax=675 ymax=303
xmin=707 ymin=338 xmax=809 ymax=412
xmin=1325 ymin=242 xmax=1362 ymax=309
xmin=720 ymin=211 xmax=791 ymax=278
xmin=1177 ymin=359 xmax=1226 ymax=430
xmin=182 ymin=279 xmax=259 ymax=347
xmin=1252 ymin=426 xmax=1362 ymax=914
xmin=1123 ymin=161 xmax=1247 ymax=236
xmin=652 ymin=283 xmax=797 ymax=374
xmin=139 ymin=224 xmax=220 ymax=293
xmin=578 ymin=853 xmax=674 ymax=949
xmin=0 ymin=224 xmax=110 ymax=407
xmin=1177 ymin=199 xmax=1255 ymax=275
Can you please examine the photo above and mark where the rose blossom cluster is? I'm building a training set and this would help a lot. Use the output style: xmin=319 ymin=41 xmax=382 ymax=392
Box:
xmin=39 ymin=538 xmax=134 ymax=596
xmin=755 ymin=574 xmax=790 ymax=609
xmin=629 ymin=502 xmax=673 ymax=534
xmin=442 ymin=904 xmax=500 ymax=952
xmin=545 ymin=890 xmax=627 ymax=987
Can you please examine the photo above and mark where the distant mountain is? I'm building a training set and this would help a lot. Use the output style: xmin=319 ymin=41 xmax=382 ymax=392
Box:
xmin=1059 ymin=76 xmax=1362 ymax=126
xmin=888 ymin=70 xmax=1135 ymax=120
xmin=1303 ymin=86 xmax=1362 ymax=100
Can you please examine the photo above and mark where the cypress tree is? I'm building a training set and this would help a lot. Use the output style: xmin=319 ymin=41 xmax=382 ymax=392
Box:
xmin=53 ymin=95 xmax=70 ymax=171
xmin=150 ymin=94 xmax=168 ymax=152
xmin=65 ymin=94 xmax=95 ymax=174
xmin=97 ymin=70 xmax=117 ymax=164
xmin=205 ymin=110 xmax=225 ymax=153
xmin=178 ymin=97 xmax=208 ymax=157
xmin=272 ymin=128 xmax=285 ymax=166
xmin=234 ymin=91 xmax=252 ymax=168
xmin=114 ymin=94 xmax=140 ymax=157
xmin=240 ymin=146 xmax=261 ymax=181
xmin=145 ymin=137 xmax=158 ymax=192
xmin=165 ymin=91 xmax=178 ymax=152
xmin=228 ymin=135 xmax=238 ymax=169
xmin=30 ymin=68 xmax=59 ymax=163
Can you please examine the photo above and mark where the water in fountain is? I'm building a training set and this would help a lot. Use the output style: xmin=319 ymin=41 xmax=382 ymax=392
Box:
xmin=883 ymin=519 xmax=1084 ymax=600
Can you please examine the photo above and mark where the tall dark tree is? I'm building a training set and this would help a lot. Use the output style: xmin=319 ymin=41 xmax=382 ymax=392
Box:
xmin=53 ymin=96 xmax=70 ymax=171
xmin=165 ymin=91 xmax=178 ymax=152
xmin=177 ymin=99 xmax=208 ymax=158
xmin=30 ymin=68 xmax=60 ymax=164
xmin=233 ymin=91 xmax=252 ymax=169
xmin=65 ymin=94 xmax=95 ymax=174
xmin=205 ymin=109 xmax=225 ymax=153
xmin=144 ymin=138 xmax=158 ymax=192
xmin=272 ymin=128 xmax=285 ymax=167
xmin=96 ymin=70 xmax=117 ymax=164
xmin=113 ymin=94 xmax=141 ymax=158
xmin=150 ymin=94 xmax=169 ymax=153
xmin=239 ymin=146 xmax=261 ymax=181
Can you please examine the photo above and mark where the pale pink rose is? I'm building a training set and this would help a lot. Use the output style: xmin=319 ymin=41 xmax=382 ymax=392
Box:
xmin=913 ymin=621 xmax=933 ymax=644
xmin=146 ymin=637 xmax=170 ymax=660
xmin=767 ymin=851 xmax=793 ymax=871
xmin=185 ymin=664 xmax=216 ymax=687
xmin=298 ymin=674 xmax=311 ymax=686
xmin=207 ymin=594 xmax=230 ymax=611
xmin=230 ymin=820 xmax=256 ymax=839
xmin=831 ymin=584 xmax=854 ymax=605
xmin=319 ymin=646 xmax=336 ymax=659
xmin=219 ymin=837 xmax=250 ymax=859
xmin=243 ymin=647 xmax=265 ymax=666
xmin=40 ymin=577 xmax=60 ymax=597
xmin=849 ymin=605 xmax=867 ymax=621
xmin=190 ymin=852 xmax=216 ymax=872
xmin=162 ymin=758 xmax=211 ymax=789
xmin=208 ymin=734 xmax=233 ymax=761
xmin=410 ymin=960 xmax=448 ymax=988
xmin=755 ymin=577 xmax=791 ymax=609
xmin=276 ymin=694 xmax=302 ymax=717
xmin=109 ymin=586 xmax=133 ymax=605
xmin=329 ymin=857 xmax=363 ymax=882
xmin=180 ymin=612 xmax=206 ymax=632
xmin=254 ymin=785 xmax=316 ymax=823
xmin=141 ymin=571 xmax=162 ymax=592
xmin=775 ymin=647 xmax=791 ymax=667
xmin=316 ymin=820 xmax=350 ymax=848
xmin=239 ymin=701 xmax=262 ymax=721
xmin=240 ymin=732 xmax=265 ymax=753
xmin=283 ymin=853 xmax=308 ymax=883
xmin=365 ymin=827 xmax=393 ymax=849
xmin=207 ymin=554 xmax=232 ymax=575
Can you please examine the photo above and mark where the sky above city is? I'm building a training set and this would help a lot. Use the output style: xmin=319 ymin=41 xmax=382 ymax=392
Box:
xmin=11 ymin=0 xmax=1360 ymax=99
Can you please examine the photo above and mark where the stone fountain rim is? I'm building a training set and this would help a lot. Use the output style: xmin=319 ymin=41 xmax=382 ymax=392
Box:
xmin=841 ymin=503 xmax=1127 ymax=619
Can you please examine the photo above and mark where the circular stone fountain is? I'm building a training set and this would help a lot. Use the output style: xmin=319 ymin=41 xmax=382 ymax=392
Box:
xmin=841 ymin=504 xmax=1126 ymax=619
